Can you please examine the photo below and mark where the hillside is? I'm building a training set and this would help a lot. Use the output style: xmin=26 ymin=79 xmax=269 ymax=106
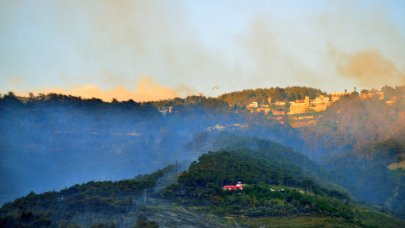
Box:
xmin=0 ymin=92 xmax=242 ymax=205
xmin=0 ymin=165 xmax=228 ymax=227
xmin=298 ymin=92 xmax=405 ymax=217
xmin=165 ymin=149 xmax=404 ymax=227
xmin=187 ymin=133 xmax=335 ymax=187
xmin=2 ymin=148 xmax=404 ymax=227
xmin=301 ymin=93 xmax=405 ymax=160
xmin=323 ymin=152 xmax=405 ymax=219
xmin=188 ymin=132 xmax=405 ymax=219
xmin=1 ymin=86 xmax=405 ymax=224
xmin=167 ymin=150 xmax=350 ymax=210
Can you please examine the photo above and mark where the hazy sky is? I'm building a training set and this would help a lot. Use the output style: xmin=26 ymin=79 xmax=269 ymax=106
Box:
xmin=1 ymin=0 xmax=405 ymax=101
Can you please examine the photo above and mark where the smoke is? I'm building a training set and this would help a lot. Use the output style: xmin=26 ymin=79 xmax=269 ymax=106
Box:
xmin=240 ymin=19 xmax=322 ymax=88
xmin=75 ymin=0 xmax=405 ymax=92
xmin=133 ymin=77 xmax=179 ymax=101
xmin=334 ymin=49 xmax=405 ymax=88
xmin=79 ymin=0 xmax=231 ymax=94
xmin=318 ymin=1 xmax=405 ymax=89
xmin=2 ymin=0 xmax=405 ymax=95
xmin=21 ymin=76 xmax=197 ymax=102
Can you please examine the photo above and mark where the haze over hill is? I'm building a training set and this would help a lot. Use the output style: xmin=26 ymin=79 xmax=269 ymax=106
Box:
xmin=2 ymin=140 xmax=405 ymax=227
xmin=1 ymin=85 xmax=405 ymax=223
xmin=1 ymin=0 xmax=405 ymax=226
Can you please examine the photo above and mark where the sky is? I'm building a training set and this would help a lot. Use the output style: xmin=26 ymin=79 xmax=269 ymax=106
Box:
xmin=1 ymin=0 xmax=405 ymax=101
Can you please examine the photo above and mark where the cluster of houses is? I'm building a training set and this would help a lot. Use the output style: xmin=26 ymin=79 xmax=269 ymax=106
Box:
xmin=246 ymin=90 xmax=399 ymax=127
xmin=246 ymin=93 xmax=348 ymax=116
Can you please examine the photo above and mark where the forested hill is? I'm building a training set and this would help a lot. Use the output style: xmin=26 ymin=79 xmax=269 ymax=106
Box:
xmin=218 ymin=86 xmax=325 ymax=107
xmin=0 ymin=166 xmax=185 ymax=227
xmin=2 ymin=149 xmax=404 ymax=227
xmin=166 ymin=150 xmax=405 ymax=227
xmin=186 ymin=133 xmax=330 ymax=184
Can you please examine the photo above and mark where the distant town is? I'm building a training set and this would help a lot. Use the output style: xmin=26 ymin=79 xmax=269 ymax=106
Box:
xmin=246 ymin=89 xmax=399 ymax=128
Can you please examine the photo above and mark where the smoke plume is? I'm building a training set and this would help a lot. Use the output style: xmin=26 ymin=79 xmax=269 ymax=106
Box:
xmin=22 ymin=76 xmax=191 ymax=102
xmin=335 ymin=49 xmax=405 ymax=88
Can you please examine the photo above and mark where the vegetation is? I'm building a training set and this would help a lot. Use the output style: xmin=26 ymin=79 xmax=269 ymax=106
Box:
xmin=186 ymin=133 xmax=330 ymax=183
xmin=0 ymin=166 xmax=174 ymax=227
xmin=1 ymin=147 xmax=404 ymax=227
xmin=218 ymin=86 xmax=325 ymax=107
xmin=161 ymin=149 xmax=404 ymax=226
xmin=301 ymin=95 xmax=405 ymax=160
xmin=323 ymin=152 xmax=405 ymax=219
xmin=298 ymin=89 xmax=405 ymax=218
xmin=153 ymin=95 xmax=231 ymax=114
xmin=165 ymin=150 xmax=352 ymax=219
xmin=1 ymin=85 xmax=405 ymax=226
xmin=0 ymin=92 xmax=243 ymax=205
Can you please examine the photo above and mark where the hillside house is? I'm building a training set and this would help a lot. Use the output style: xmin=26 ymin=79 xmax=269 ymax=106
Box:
xmin=246 ymin=101 xmax=259 ymax=112
xmin=309 ymin=95 xmax=331 ymax=112
xmin=312 ymin=95 xmax=330 ymax=104
xmin=247 ymin=101 xmax=258 ymax=108
xmin=288 ymin=96 xmax=310 ymax=115
xmin=223 ymin=182 xmax=244 ymax=191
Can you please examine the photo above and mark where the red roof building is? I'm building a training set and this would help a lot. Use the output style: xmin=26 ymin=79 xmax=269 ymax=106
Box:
xmin=223 ymin=182 xmax=243 ymax=191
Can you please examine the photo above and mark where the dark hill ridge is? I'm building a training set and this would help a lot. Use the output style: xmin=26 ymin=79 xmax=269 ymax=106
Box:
xmin=187 ymin=132 xmax=337 ymax=189
xmin=166 ymin=150 xmax=351 ymax=215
